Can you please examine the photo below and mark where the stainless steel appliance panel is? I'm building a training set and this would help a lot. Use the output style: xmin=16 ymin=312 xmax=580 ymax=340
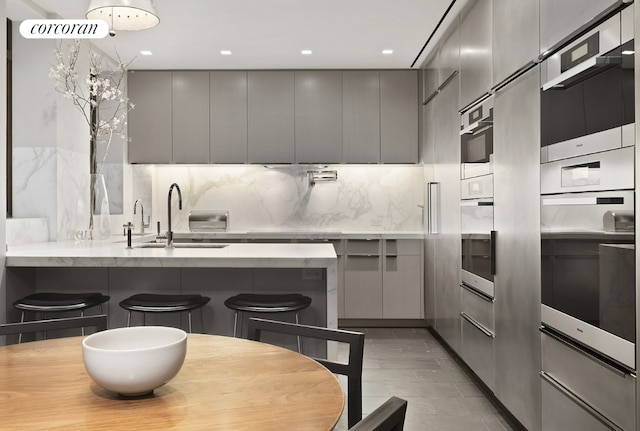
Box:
xmin=432 ymin=75 xmax=462 ymax=354
xmin=540 ymin=0 xmax=619 ymax=55
xmin=461 ymin=175 xmax=493 ymax=200
xmin=541 ymin=331 xmax=636 ymax=431
xmin=493 ymin=66 xmax=542 ymax=431
xmin=458 ymin=0 xmax=492 ymax=109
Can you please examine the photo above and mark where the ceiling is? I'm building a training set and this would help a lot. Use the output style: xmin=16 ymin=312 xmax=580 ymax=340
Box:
xmin=7 ymin=0 xmax=464 ymax=70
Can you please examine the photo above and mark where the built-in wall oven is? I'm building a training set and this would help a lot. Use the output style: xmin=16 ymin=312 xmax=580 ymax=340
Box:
xmin=539 ymin=5 xmax=635 ymax=372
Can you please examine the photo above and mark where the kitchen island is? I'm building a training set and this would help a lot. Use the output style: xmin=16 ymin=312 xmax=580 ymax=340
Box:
xmin=5 ymin=239 xmax=337 ymax=357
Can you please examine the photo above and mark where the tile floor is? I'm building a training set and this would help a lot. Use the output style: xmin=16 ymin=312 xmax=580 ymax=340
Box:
xmin=333 ymin=327 xmax=517 ymax=431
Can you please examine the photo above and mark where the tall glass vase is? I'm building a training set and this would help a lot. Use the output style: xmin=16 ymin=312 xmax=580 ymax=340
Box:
xmin=74 ymin=173 xmax=111 ymax=240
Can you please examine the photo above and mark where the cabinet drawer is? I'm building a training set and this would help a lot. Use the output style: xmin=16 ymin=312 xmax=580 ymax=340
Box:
xmin=461 ymin=284 xmax=494 ymax=332
xmin=461 ymin=315 xmax=494 ymax=390
xmin=384 ymin=239 xmax=421 ymax=256
xmin=542 ymin=377 xmax=618 ymax=431
xmin=541 ymin=331 xmax=636 ymax=431
xmin=346 ymin=239 xmax=380 ymax=256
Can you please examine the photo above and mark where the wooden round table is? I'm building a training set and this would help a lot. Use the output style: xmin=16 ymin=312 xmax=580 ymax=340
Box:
xmin=0 ymin=334 xmax=344 ymax=430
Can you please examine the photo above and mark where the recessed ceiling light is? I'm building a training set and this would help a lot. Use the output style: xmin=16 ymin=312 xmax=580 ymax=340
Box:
xmin=140 ymin=50 xmax=153 ymax=56
xmin=622 ymin=50 xmax=635 ymax=55
xmin=220 ymin=50 xmax=232 ymax=55
xmin=301 ymin=50 xmax=313 ymax=55
xmin=382 ymin=49 xmax=394 ymax=55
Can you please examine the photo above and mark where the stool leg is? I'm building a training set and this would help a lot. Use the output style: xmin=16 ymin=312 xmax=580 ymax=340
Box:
xmin=80 ymin=310 xmax=85 ymax=336
xmin=127 ymin=311 xmax=132 ymax=327
xmin=295 ymin=312 xmax=302 ymax=353
xmin=142 ymin=313 xmax=146 ymax=326
xmin=232 ymin=311 xmax=239 ymax=337
xmin=18 ymin=311 xmax=25 ymax=344
xmin=238 ymin=311 xmax=244 ymax=338
xmin=187 ymin=311 xmax=193 ymax=333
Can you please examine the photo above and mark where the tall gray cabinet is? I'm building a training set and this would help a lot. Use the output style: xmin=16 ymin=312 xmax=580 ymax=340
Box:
xmin=343 ymin=71 xmax=380 ymax=163
xmin=127 ymin=71 xmax=172 ymax=164
xmin=210 ymin=71 xmax=248 ymax=163
xmin=247 ymin=71 xmax=295 ymax=164
xmin=172 ymin=71 xmax=210 ymax=163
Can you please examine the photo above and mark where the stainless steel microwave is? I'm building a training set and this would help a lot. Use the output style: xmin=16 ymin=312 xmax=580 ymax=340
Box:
xmin=540 ymin=7 xmax=634 ymax=163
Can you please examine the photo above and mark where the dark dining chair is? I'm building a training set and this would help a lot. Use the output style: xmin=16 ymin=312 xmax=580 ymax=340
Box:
xmin=247 ymin=317 xmax=365 ymax=428
xmin=0 ymin=314 xmax=108 ymax=342
xmin=349 ymin=396 xmax=408 ymax=431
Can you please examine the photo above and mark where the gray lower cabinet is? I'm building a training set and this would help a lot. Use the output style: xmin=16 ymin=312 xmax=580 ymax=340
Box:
xmin=294 ymin=71 xmax=342 ymax=164
xmin=380 ymin=71 xmax=418 ymax=163
xmin=382 ymin=240 xmax=423 ymax=319
xmin=210 ymin=71 xmax=248 ymax=163
xmin=172 ymin=71 xmax=210 ymax=164
xmin=343 ymin=71 xmax=381 ymax=163
xmin=344 ymin=239 xmax=382 ymax=318
xmin=459 ymin=0 xmax=492 ymax=109
xmin=128 ymin=71 xmax=172 ymax=163
xmin=247 ymin=71 xmax=295 ymax=164
xmin=492 ymin=0 xmax=539 ymax=86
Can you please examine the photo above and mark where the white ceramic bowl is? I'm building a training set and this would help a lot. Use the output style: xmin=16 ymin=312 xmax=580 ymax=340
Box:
xmin=82 ymin=326 xmax=187 ymax=396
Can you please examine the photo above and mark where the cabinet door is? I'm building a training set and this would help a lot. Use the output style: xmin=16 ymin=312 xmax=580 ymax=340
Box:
xmin=210 ymin=71 xmax=248 ymax=163
xmin=172 ymin=71 xmax=210 ymax=164
xmin=382 ymin=240 xmax=423 ymax=318
xmin=380 ymin=71 xmax=418 ymax=163
xmin=343 ymin=71 xmax=380 ymax=163
xmin=540 ymin=0 xmax=618 ymax=55
xmin=247 ymin=71 xmax=295 ymax=164
xmin=459 ymin=0 xmax=492 ymax=109
xmin=127 ymin=71 xmax=172 ymax=163
xmin=493 ymin=0 xmax=539 ymax=85
xmin=295 ymin=71 xmax=342 ymax=163
xmin=344 ymin=240 xmax=382 ymax=318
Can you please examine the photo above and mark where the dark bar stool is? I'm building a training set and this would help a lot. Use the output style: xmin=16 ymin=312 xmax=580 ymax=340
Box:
xmin=119 ymin=293 xmax=211 ymax=333
xmin=224 ymin=293 xmax=312 ymax=352
xmin=13 ymin=292 xmax=110 ymax=343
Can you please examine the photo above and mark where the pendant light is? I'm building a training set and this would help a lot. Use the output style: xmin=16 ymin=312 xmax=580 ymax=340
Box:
xmin=86 ymin=0 xmax=159 ymax=32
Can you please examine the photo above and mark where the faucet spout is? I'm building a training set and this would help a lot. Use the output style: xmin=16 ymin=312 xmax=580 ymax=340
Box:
xmin=167 ymin=183 xmax=182 ymax=247
xmin=134 ymin=199 xmax=145 ymax=234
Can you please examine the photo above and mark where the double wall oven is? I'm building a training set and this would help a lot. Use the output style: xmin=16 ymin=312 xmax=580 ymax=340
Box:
xmin=539 ymin=7 xmax=636 ymax=429
xmin=539 ymin=4 xmax=635 ymax=373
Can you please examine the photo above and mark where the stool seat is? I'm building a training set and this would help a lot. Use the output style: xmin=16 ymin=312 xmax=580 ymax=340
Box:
xmin=13 ymin=292 xmax=110 ymax=312
xmin=119 ymin=294 xmax=211 ymax=313
xmin=224 ymin=293 xmax=312 ymax=313
xmin=119 ymin=294 xmax=211 ymax=333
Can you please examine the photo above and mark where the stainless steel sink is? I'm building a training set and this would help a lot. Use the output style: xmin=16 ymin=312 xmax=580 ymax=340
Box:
xmin=135 ymin=242 xmax=229 ymax=249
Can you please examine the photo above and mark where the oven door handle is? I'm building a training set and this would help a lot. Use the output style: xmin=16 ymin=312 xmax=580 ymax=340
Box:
xmin=490 ymin=230 xmax=497 ymax=276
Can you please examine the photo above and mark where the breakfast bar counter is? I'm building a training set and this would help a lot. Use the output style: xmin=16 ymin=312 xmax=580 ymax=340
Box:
xmin=4 ymin=240 xmax=338 ymax=357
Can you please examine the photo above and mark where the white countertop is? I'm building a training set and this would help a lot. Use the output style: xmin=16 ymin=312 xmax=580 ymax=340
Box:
xmin=6 ymin=239 xmax=337 ymax=268
xmin=164 ymin=230 xmax=424 ymax=240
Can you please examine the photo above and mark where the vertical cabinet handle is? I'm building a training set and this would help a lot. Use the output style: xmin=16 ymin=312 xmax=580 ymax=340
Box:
xmin=427 ymin=182 xmax=441 ymax=235
xmin=490 ymin=230 xmax=496 ymax=275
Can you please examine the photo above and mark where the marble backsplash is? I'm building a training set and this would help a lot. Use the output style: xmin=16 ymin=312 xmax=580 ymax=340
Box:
xmin=133 ymin=164 xmax=425 ymax=234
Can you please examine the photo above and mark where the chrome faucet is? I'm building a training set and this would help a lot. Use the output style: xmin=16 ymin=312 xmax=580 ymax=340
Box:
xmin=133 ymin=199 xmax=150 ymax=234
xmin=167 ymin=183 xmax=182 ymax=247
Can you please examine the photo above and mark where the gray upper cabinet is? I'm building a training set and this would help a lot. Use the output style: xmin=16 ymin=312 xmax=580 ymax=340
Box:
xmin=294 ymin=71 xmax=342 ymax=164
xmin=540 ymin=0 xmax=618 ymax=55
xmin=210 ymin=71 xmax=248 ymax=163
xmin=128 ymin=71 xmax=172 ymax=164
xmin=247 ymin=71 xmax=295 ymax=164
xmin=459 ymin=0 xmax=492 ymax=109
xmin=343 ymin=71 xmax=381 ymax=163
xmin=172 ymin=71 xmax=210 ymax=164
xmin=380 ymin=70 xmax=418 ymax=163
xmin=421 ymin=52 xmax=440 ymax=102
xmin=492 ymin=0 xmax=539 ymax=85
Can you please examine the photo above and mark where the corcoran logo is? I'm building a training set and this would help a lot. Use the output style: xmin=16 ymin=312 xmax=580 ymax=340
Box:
xmin=19 ymin=19 xmax=109 ymax=39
